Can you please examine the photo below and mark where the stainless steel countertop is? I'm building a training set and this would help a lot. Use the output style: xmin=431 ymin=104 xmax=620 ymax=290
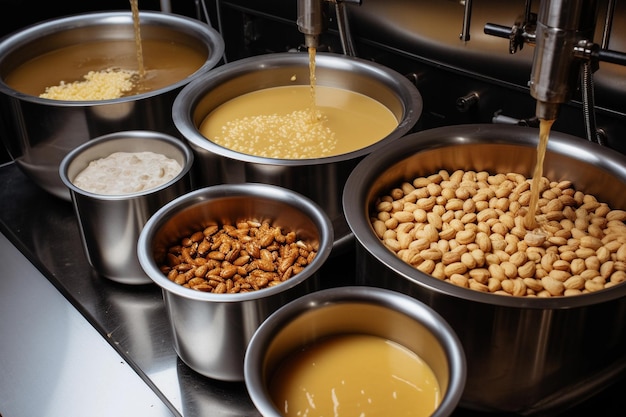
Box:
xmin=0 ymin=160 xmax=624 ymax=417
xmin=0 ymin=230 xmax=177 ymax=417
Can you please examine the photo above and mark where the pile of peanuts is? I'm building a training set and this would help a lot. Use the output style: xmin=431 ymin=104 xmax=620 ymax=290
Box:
xmin=158 ymin=220 xmax=318 ymax=293
xmin=371 ymin=169 xmax=626 ymax=297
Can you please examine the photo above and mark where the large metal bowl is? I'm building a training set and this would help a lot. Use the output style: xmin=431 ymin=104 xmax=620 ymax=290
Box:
xmin=343 ymin=124 xmax=626 ymax=415
xmin=172 ymin=52 xmax=422 ymax=251
xmin=0 ymin=11 xmax=224 ymax=200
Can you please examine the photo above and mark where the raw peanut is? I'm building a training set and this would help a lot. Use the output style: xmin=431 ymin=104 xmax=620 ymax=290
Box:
xmin=600 ymin=261 xmax=615 ymax=279
xmin=549 ymin=269 xmax=571 ymax=282
xmin=450 ymin=274 xmax=469 ymax=288
xmin=584 ymin=280 xmax=605 ymax=292
xmin=584 ymin=256 xmax=601 ymax=272
xmin=610 ymin=270 xmax=626 ymax=284
xmin=417 ymin=259 xmax=436 ymax=274
xmin=518 ymin=261 xmax=536 ymax=279
xmin=393 ymin=210 xmax=415 ymax=223
xmin=524 ymin=232 xmax=546 ymax=247
xmin=456 ymin=229 xmax=476 ymax=245
xmin=564 ymin=275 xmax=585 ymax=290
xmin=444 ymin=262 xmax=467 ymax=277
xmin=408 ymin=238 xmax=431 ymax=252
xmin=470 ymin=249 xmax=486 ymax=266
xmin=413 ymin=177 xmax=431 ymax=188
xmin=469 ymin=268 xmax=489 ymax=284
xmin=570 ymin=258 xmax=586 ymax=275
xmin=606 ymin=209 xmax=626 ymax=222
xmin=617 ymin=244 xmax=626 ymax=262
xmin=542 ymin=276 xmax=564 ymax=296
xmin=442 ymin=251 xmax=462 ymax=265
xmin=432 ymin=263 xmax=446 ymax=280
xmin=500 ymin=261 xmax=517 ymax=279
xmin=397 ymin=231 xmax=414 ymax=250
xmin=424 ymin=224 xmax=440 ymax=242
xmin=384 ymin=238 xmax=401 ymax=252
xmin=552 ymin=260 xmax=570 ymax=271
xmin=575 ymin=247 xmax=596 ymax=259
xmin=580 ymin=235 xmax=602 ymax=250
xmin=461 ymin=252 xmax=477 ymax=269
xmin=596 ymin=246 xmax=611 ymax=263
xmin=421 ymin=248 xmax=443 ymax=261
xmin=469 ymin=280 xmax=489 ymax=292
xmin=439 ymin=227 xmax=457 ymax=240
xmin=523 ymin=277 xmax=543 ymax=292
xmin=580 ymin=269 xmax=600 ymax=281
xmin=511 ymin=278 xmax=527 ymax=296
xmin=400 ymin=249 xmax=422 ymax=265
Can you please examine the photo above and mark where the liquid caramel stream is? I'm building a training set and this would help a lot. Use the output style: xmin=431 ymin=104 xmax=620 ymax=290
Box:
xmin=308 ymin=46 xmax=318 ymax=123
xmin=130 ymin=0 xmax=145 ymax=77
xmin=524 ymin=118 xmax=555 ymax=230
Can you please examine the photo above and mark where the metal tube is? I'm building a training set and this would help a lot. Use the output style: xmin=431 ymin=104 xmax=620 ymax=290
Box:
xmin=297 ymin=0 xmax=324 ymax=48
xmin=530 ymin=0 xmax=583 ymax=120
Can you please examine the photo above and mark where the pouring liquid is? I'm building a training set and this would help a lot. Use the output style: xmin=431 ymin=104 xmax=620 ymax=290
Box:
xmin=308 ymin=46 xmax=317 ymax=123
xmin=130 ymin=0 xmax=145 ymax=77
xmin=524 ymin=118 xmax=555 ymax=230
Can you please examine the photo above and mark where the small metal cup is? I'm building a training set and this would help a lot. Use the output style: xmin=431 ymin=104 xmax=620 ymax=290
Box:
xmin=59 ymin=130 xmax=194 ymax=285
xmin=137 ymin=183 xmax=334 ymax=381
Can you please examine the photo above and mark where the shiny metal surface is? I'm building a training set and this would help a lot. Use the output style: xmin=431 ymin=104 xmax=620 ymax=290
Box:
xmin=530 ymin=0 xmax=597 ymax=120
xmin=1 ymin=144 xmax=626 ymax=415
xmin=137 ymin=183 xmax=334 ymax=381
xmin=0 ymin=231 xmax=178 ymax=417
xmin=342 ymin=124 xmax=626 ymax=414
xmin=172 ymin=52 xmax=422 ymax=250
xmin=244 ymin=286 xmax=466 ymax=417
xmin=59 ymin=130 xmax=194 ymax=285
xmin=0 ymin=11 xmax=224 ymax=200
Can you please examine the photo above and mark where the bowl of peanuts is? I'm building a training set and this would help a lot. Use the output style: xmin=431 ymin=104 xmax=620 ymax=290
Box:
xmin=137 ymin=183 xmax=334 ymax=381
xmin=343 ymin=123 xmax=626 ymax=414
xmin=244 ymin=286 xmax=466 ymax=417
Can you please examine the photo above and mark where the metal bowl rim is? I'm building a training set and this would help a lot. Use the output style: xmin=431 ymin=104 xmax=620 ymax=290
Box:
xmin=59 ymin=130 xmax=194 ymax=200
xmin=243 ymin=285 xmax=467 ymax=417
xmin=172 ymin=51 xmax=423 ymax=165
xmin=137 ymin=183 xmax=335 ymax=302
xmin=0 ymin=11 xmax=225 ymax=104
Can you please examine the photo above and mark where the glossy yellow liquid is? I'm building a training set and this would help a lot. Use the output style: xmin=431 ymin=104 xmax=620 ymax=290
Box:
xmin=130 ymin=0 xmax=145 ymax=77
xmin=524 ymin=118 xmax=555 ymax=230
xmin=6 ymin=39 xmax=206 ymax=98
xmin=199 ymin=85 xmax=399 ymax=159
xmin=269 ymin=334 xmax=441 ymax=417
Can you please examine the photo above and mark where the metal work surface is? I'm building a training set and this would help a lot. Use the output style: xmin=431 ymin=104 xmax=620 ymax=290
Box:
xmin=0 ymin=160 xmax=624 ymax=416
xmin=0 ymin=211 xmax=177 ymax=417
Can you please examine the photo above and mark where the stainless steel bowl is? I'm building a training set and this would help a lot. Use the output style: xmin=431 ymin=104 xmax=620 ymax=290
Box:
xmin=137 ymin=183 xmax=334 ymax=381
xmin=59 ymin=130 xmax=194 ymax=285
xmin=0 ymin=11 xmax=224 ymax=200
xmin=172 ymin=52 xmax=422 ymax=251
xmin=343 ymin=124 xmax=626 ymax=414
xmin=244 ymin=286 xmax=466 ymax=417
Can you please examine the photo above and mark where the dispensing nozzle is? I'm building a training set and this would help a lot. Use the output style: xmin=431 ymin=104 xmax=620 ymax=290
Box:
xmin=297 ymin=0 xmax=325 ymax=49
xmin=529 ymin=0 xmax=597 ymax=121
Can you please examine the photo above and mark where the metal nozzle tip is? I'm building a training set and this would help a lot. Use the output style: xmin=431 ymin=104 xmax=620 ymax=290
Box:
xmin=535 ymin=101 xmax=560 ymax=121
xmin=304 ymin=34 xmax=319 ymax=49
